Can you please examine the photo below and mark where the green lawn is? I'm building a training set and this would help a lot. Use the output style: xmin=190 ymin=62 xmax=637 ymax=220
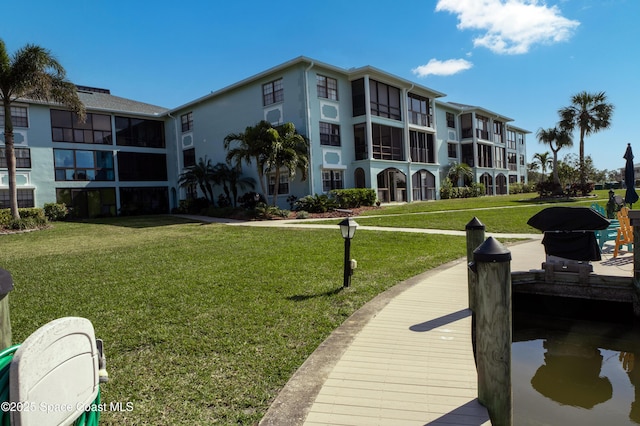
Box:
xmin=2 ymin=216 xmax=466 ymax=425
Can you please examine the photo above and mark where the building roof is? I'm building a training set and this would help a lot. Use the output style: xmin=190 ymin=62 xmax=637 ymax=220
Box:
xmin=169 ymin=56 xmax=447 ymax=114
xmin=76 ymin=87 xmax=168 ymax=116
xmin=444 ymin=101 xmax=514 ymax=122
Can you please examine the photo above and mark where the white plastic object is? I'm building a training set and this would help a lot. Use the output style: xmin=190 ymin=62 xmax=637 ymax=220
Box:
xmin=10 ymin=317 xmax=100 ymax=426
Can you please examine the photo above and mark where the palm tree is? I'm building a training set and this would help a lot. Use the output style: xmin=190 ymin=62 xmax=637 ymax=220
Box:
xmin=532 ymin=152 xmax=553 ymax=182
xmin=536 ymin=127 xmax=573 ymax=188
xmin=558 ymin=91 xmax=614 ymax=187
xmin=211 ymin=162 xmax=255 ymax=207
xmin=224 ymin=121 xmax=278 ymax=199
xmin=0 ymin=39 xmax=85 ymax=219
xmin=266 ymin=122 xmax=309 ymax=206
xmin=447 ymin=162 xmax=473 ymax=187
xmin=177 ymin=156 xmax=216 ymax=204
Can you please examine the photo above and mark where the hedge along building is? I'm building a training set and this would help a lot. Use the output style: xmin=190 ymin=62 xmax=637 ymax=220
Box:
xmin=0 ymin=56 xmax=529 ymax=217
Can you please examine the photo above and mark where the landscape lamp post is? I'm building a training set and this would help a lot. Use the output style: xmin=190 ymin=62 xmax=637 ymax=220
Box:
xmin=338 ymin=217 xmax=358 ymax=288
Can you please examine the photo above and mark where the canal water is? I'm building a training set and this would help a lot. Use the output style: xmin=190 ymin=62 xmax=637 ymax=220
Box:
xmin=513 ymin=296 xmax=640 ymax=425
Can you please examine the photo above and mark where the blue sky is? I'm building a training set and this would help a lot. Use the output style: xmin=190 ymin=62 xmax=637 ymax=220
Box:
xmin=3 ymin=0 xmax=638 ymax=171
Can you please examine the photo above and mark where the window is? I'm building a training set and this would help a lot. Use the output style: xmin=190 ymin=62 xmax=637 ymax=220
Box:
xmin=351 ymin=79 xmax=366 ymax=117
xmin=322 ymin=170 xmax=343 ymax=191
xmin=461 ymin=144 xmax=474 ymax=167
xmin=372 ymin=124 xmax=403 ymax=161
xmin=370 ymin=80 xmax=401 ymax=120
xmin=493 ymin=121 xmax=504 ymax=143
xmin=446 ymin=112 xmax=455 ymax=128
xmin=120 ymin=187 xmax=169 ymax=215
xmin=407 ymin=93 xmax=431 ymax=127
xmin=183 ymin=148 xmax=195 ymax=168
xmin=495 ymin=147 xmax=506 ymax=168
xmin=263 ymin=79 xmax=283 ymax=106
xmin=319 ymin=122 xmax=340 ymax=146
xmin=0 ymin=189 xmax=34 ymax=208
xmin=354 ymin=124 xmax=367 ymax=160
xmin=478 ymin=144 xmax=492 ymax=168
xmin=447 ymin=143 xmax=457 ymax=159
xmin=0 ymin=106 xmax=28 ymax=127
xmin=409 ymin=130 xmax=434 ymax=163
xmin=268 ymin=173 xmax=289 ymax=196
xmin=461 ymin=113 xmax=473 ymax=138
xmin=181 ymin=112 xmax=193 ymax=132
xmin=507 ymin=130 xmax=516 ymax=149
xmin=56 ymin=187 xmax=116 ymax=218
xmin=508 ymin=153 xmax=517 ymax=171
xmin=54 ymin=149 xmax=114 ymax=181
xmin=51 ymin=109 xmax=112 ymax=144
xmin=115 ymin=116 xmax=165 ymax=147
xmin=117 ymin=152 xmax=167 ymax=181
xmin=317 ymin=75 xmax=338 ymax=100
xmin=520 ymin=154 xmax=525 ymax=166
xmin=476 ymin=115 xmax=489 ymax=140
xmin=0 ymin=148 xmax=31 ymax=168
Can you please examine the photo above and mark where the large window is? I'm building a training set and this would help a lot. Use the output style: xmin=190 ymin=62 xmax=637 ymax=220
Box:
xmin=351 ymin=79 xmax=366 ymax=117
xmin=0 ymin=148 xmax=31 ymax=168
xmin=508 ymin=153 xmax=517 ymax=171
xmin=317 ymin=75 xmax=338 ymax=100
xmin=268 ymin=173 xmax=289 ymax=196
xmin=407 ymin=94 xmax=431 ymax=127
xmin=409 ymin=130 xmax=434 ymax=163
xmin=372 ymin=124 xmax=404 ymax=161
xmin=117 ymin=152 xmax=167 ymax=181
xmin=51 ymin=109 xmax=112 ymax=144
xmin=0 ymin=189 xmax=34 ymax=208
xmin=0 ymin=106 xmax=28 ymax=127
xmin=461 ymin=143 xmax=474 ymax=167
xmin=370 ymin=80 xmax=401 ymax=120
xmin=263 ymin=79 xmax=283 ymax=106
xmin=319 ymin=122 xmax=341 ymax=146
xmin=478 ymin=144 xmax=492 ymax=168
xmin=507 ymin=130 xmax=516 ymax=149
xmin=54 ymin=149 xmax=114 ymax=181
xmin=354 ymin=124 xmax=367 ymax=160
xmin=120 ymin=187 xmax=169 ymax=215
xmin=56 ymin=187 xmax=116 ymax=218
xmin=493 ymin=120 xmax=504 ymax=143
xmin=115 ymin=116 xmax=165 ymax=148
xmin=322 ymin=170 xmax=343 ymax=191
xmin=495 ymin=147 xmax=506 ymax=168
xmin=181 ymin=112 xmax=193 ymax=132
xmin=476 ymin=115 xmax=489 ymax=140
xmin=461 ymin=113 xmax=473 ymax=138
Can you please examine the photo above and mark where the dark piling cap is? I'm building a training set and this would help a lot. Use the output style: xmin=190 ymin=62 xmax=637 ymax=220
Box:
xmin=465 ymin=217 xmax=485 ymax=230
xmin=0 ymin=269 xmax=14 ymax=295
xmin=473 ymin=237 xmax=511 ymax=263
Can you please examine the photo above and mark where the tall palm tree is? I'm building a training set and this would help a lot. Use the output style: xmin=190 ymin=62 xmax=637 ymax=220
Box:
xmin=266 ymin=122 xmax=309 ymax=206
xmin=536 ymin=127 xmax=573 ymax=187
xmin=177 ymin=156 xmax=216 ymax=204
xmin=558 ymin=91 xmax=614 ymax=187
xmin=224 ymin=120 xmax=278 ymax=199
xmin=0 ymin=39 xmax=85 ymax=219
xmin=532 ymin=152 xmax=553 ymax=182
xmin=447 ymin=162 xmax=473 ymax=187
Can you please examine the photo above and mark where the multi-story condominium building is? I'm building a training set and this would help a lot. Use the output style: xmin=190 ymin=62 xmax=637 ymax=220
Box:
xmin=0 ymin=57 xmax=528 ymax=217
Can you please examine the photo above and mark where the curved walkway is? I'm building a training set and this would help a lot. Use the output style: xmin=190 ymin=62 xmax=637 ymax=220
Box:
xmin=175 ymin=214 xmax=632 ymax=425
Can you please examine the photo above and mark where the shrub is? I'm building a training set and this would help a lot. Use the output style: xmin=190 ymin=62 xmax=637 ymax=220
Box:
xmin=0 ymin=208 xmax=47 ymax=230
xmin=238 ymin=192 xmax=266 ymax=210
xmin=330 ymin=188 xmax=376 ymax=208
xmin=294 ymin=194 xmax=339 ymax=213
xmin=295 ymin=210 xmax=309 ymax=219
xmin=253 ymin=203 xmax=289 ymax=219
xmin=176 ymin=198 xmax=210 ymax=214
xmin=43 ymin=203 xmax=68 ymax=221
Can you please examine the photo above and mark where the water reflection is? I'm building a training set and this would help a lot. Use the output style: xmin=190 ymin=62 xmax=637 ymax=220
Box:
xmin=513 ymin=309 xmax=640 ymax=425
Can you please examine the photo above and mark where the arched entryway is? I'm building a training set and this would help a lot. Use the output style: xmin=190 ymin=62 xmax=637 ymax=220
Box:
xmin=354 ymin=168 xmax=366 ymax=188
xmin=480 ymin=173 xmax=493 ymax=195
xmin=496 ymin=174 xmax=507 ymax=195
xmin=411 ymin=169 xmax=436 ymax=201
xmin=377 ymin=168 xmax=406 ymax=203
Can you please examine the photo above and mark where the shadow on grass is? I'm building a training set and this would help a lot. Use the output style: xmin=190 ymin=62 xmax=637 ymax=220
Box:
xmin=72 ymin=214 xmax=203 ymax=229
xmin=287 ymin=286 xmax=345 ymax=301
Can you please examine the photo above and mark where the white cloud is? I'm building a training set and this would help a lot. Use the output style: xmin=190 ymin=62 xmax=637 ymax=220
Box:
xmin=435 ymin=0 xmax=580 ymax=54
xmin=412 ymin=58 xmax=474 ymax=77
